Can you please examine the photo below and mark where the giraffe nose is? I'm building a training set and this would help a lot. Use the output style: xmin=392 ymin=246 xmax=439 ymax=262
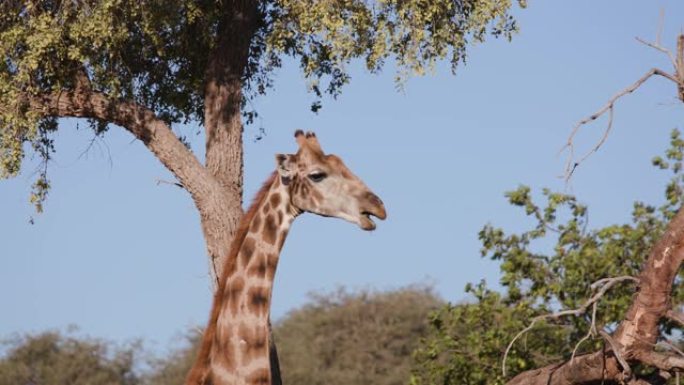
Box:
xmin=364 ymin=192 xmax=387 ymax=220
xmin=367 ymin=192 xmax=383 ymax=207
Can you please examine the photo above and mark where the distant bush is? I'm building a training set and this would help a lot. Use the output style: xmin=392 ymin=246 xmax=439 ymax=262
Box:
xmin=0 ymin=330 xmax=141 ymax=385
xmin=1 ymin=285 xmax=442 ymax=385
xmin=144 ymin=331 xmax=201 ymax=385
xmin=275 ymin=285 xmax=443 ymax=385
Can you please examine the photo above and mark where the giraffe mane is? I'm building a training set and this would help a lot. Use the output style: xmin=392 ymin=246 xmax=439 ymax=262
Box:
xmin=220 ymin=171 xmax=278 ymax=288
xmin=187 ymin=171 xmax=277 ymax=385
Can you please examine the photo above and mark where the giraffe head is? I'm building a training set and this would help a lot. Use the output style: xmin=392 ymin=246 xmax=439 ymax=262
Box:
xmin=275 ymin=130 xmax=386 ymax=231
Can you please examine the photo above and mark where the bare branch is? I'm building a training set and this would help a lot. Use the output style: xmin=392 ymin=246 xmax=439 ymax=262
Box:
xmin=502 ymin=276 xmax=638 ymax=377
xmin=23 ymin=89 xmax=221 ymax=203
xmin=561 ymin=67 xmax=680 ymax=181
xmin=636 ymin=37 xmax=678 ymax=69
xmin=506 ymin=350 xmax=623 ymax=385
xmin=599 ymin=330 xmax=631 ymax=379
xmin=156 ymin=178 xmax=185 ymax=189
xmin=636 ymin=350 xmax=684 ymax=372
xmin=571 ymin=301 xmax=597 ymax=362
xmin=657 ymin=9 xmax=665 ymax=46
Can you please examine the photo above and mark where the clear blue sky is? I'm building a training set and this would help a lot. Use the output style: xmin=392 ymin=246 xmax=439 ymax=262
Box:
xmin=2 ymin=1 xmax=684 ymax=351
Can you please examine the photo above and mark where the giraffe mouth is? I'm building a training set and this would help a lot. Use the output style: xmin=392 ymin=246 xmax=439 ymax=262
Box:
xmin=360 ymin=210 xmax=385 ymax=231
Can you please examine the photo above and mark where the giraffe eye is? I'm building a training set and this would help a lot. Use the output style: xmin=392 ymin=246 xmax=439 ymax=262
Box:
xmin=308 ymin=172 xmax=327 ymax=183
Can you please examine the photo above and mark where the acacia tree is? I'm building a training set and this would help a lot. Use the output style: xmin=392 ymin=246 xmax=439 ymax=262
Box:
xmin=412 ymin=33 xmax=684 ymax=385
xmin=0 ymin=0 xmax=524 ymax=382
xmin=0 ymin=0 xmax=524 ymax=282
xmin=507 ymin=32 xmax=684 ymax=385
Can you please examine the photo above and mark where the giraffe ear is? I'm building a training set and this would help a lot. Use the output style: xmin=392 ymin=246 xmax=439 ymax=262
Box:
xmin=275 ymin=154 xmax=296 ymax=184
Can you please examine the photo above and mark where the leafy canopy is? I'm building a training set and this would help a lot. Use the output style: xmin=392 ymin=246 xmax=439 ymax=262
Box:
xmin=411 ymin=129 xmax=684 ymax=384
xmin=275 ymin=286 xmax=443 ymax=385
xmin=0 ymin=331 xmax=141 ymax=385
xmin=0 ymin=0 xmax=525 ymax=210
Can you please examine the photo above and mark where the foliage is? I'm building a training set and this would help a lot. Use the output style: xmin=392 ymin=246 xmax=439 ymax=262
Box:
xmin=273 ymin=285 xmax=443 ymax=385
xmin=411 ymin=282 xmax=565 ymax=385
xmin=0 ymin=0 xmax=525 ymax=211
xmin=0 ymin=330 xmax=141 ymax=385
xmin=0 ymin=286 xmax=441 ymax=384
xmin=411 ymin=129 xmax=684 ymax=385
xmin=144 ymin=331 xmax=201 ymax=385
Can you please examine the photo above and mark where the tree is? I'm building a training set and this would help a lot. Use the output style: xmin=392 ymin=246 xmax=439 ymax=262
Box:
xmin=412 ymin=33 xmax=684 ymax=385
xmin=0 ymin=0 xmax=525 ymax=284
xmin=0 ymin=330 xmax=141 ymax=385
xmin=412 ymin=129 xmax=684 ymax=385
xmin=274 ymin=286 xmax=443 ymax=385
xmin=0 ymin=1 xmax=525 ymax=381
xmin=145 ymin=331 xmax=202 ymax=385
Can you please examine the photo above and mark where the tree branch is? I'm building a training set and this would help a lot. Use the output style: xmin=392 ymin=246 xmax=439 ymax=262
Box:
xmin=508 ymin=205 xmax=684 ymax=384
xmin=636 ymin=37 xmax=677 ymax=70
xmin=599 ymin=330 xmax=631 ymax=380
xmin=503 ymin=276 xmax=638 ymax=377
xmin=613 ymin=205 xmax=684 ymax=352
xmin=636 ymin=350 xmax=684 ymax=373
xmin=561 ymin=67 xmax=681 ymax=181
xmin=25 ymin=89 xmax=220 ymax=204
xmin=507 ymin=350 xmax=623 ymax=385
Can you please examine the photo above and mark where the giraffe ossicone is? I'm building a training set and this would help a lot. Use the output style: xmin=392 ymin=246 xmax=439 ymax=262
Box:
xmin=187 ymin=130 xmax=386 ymax=385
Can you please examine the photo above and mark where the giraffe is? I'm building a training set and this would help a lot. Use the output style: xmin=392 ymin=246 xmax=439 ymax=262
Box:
xmin=186 ymin=130 xmax=387 ymax=385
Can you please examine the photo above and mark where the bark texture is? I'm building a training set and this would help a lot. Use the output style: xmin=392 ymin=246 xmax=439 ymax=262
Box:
xmin=201 ymin=0 xmax=259 ymax=285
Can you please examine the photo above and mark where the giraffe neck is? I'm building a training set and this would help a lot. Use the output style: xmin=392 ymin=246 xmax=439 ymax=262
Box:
xmin=207 ymin=174 xmax=297 ymax=385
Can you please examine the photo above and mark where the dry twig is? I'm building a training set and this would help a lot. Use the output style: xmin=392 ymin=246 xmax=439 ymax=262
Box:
xmin=502 ymin=276 xmax=638 ymax=377
xmin=155 ymin=178 xmax=184 ymax=189
xmin=561 ymin=68 xmax=680 ymax=181
xmin=570 ymin=300 xmax=597 ymax=362
xmin=599 ymin=330 xmax=632 ymax=380
xmin=560 ymin=30 xmax=684 ymax=182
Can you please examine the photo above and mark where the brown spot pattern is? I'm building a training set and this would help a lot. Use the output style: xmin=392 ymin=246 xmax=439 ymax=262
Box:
xmin=263 ymin=214 xmax=277 ymax=245
xmin=240 ymin=237 xmax=256 ymax=267
xmin=238 ymin=323 xmax=268 ymax=365
xmin=250 ymin=214 xmax=262 ymax=233
xmin=247 ymin=253 xmax=268 ymax=278
xmin=269 ymin=193 xmax=281 ymax=207
xmin=204 ymin=373 xmax=214 ymax=385
xmin=246 ymin=368 xmax=270 ymax=385
xmin=212 ymin=330 xmax=236 ymax=371
xmin=247 ymin=286 xmax=270 ymax=317
xmin=224 ymin=277 xmax=245 ymax=315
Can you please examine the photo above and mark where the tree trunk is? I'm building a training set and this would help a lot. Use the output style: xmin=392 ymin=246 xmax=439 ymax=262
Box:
xmin=199 ymin=1 xmax=258 ymax=285
xmin=196 ymin=3 xmax=284 ymax=383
